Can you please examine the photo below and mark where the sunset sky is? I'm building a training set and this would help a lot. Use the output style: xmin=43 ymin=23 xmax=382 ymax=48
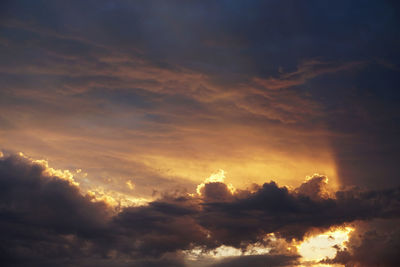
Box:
xmin=1 ymin=1 xmax=400 ymax=266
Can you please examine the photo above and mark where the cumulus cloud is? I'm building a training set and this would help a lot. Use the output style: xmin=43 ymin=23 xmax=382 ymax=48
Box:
xmin=1 ymin=154 xmax=400 ymax=266
xmin=322 ymin=219 xmax=400 ymax=267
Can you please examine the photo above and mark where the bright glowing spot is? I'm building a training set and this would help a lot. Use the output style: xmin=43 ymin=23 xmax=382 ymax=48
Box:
xmin=305 ymin=173 xmax=329 ymax=183
xmin=184 ymin=243 xmax=270 ymax=260
xmin=17 ymin=152 xmax=149 ymax=208
xmin=298 ymin=226 xmax=354 ymax=262
xmin=87 ymin=187 xmax=150 ymax=207
xmin=210 ymin=245 xmax=243 ymax=258
xmin=87 ymin=189 xmax=120 ymax=207
xmin=126 ymin=179 xmax=135 ymax=190
xmin=16 ymin=152 xmax=79 ymax=186
xmin=205 ymin=169 xmax=226 ymax=183
xmin=33 ymin=159 xmax=79 ymax=186
xmin=196 ymin=169 xmax=235 ymax=195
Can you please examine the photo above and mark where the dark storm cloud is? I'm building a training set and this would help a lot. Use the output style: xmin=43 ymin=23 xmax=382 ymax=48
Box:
xmin=1 ymin=154 xmax=400 ymax=266
xmin=0 ymin=155 xmax=110 ymax=266
xmin=0 ymin=154 xmax=189 ymax=267
xmin=200 ymin=182 xmax=234 ymax=202
xmin=198 ymin=180 xmax=400 ymax=246
xmin=322 ymin=219 xmax=400 ymax=267
xmin=0 ymin=155 xmax=110 ymax=234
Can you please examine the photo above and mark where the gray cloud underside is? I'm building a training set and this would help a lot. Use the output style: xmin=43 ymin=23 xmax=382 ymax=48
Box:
xmin=1 ymin=154 xmax=400 ymax=266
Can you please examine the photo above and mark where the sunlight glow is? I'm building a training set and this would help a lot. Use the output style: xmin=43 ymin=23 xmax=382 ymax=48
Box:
xmin=184 ymin=243 xmax=270 ymax=261
xmin=298 ymin=226 xmax=354 ymax=262
xmin=87 ymin=187 xmax=151 ymax=207
xmin=19 ymin=153 xmax=151 ymax=208
xmin=16 ymin=152 xmax=80 ymax=187
xmin=196 ymin=169 xmax=236 ymax=195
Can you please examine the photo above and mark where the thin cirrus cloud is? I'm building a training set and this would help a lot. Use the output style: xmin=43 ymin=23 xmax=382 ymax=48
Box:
xmin=0 ymin=14 xmax=342 ymax=195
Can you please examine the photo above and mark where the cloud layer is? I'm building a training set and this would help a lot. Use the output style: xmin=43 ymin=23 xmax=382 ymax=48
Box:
xmin=1 ymin=1 xmax=400 ymax=266
xmin=1 ymin=154 xmax=399 ymax=266
xmin=1 ymin=0 xmax=400 ymax=195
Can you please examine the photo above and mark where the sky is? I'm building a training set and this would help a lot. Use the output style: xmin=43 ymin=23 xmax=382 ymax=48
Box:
xmin=1 ymin=1 xmax=400 ymax=266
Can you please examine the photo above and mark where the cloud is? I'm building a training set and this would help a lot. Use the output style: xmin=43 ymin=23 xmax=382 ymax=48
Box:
xmin=5 ymin=1 xmax=395 ymax=196
xmin=0 ymin=154 xmax=112 ymax=266
xmin=295 ymin=174 xmax=331 ymax=200
xmin=322 ymin=219 xmax=400 ymax=267
xmin=1 ymin=153 xmax=400 ymax=266
xmin=253 ymin=60 xmax=364 ymax=90
xmin=1 ymin=1 xmax=400 ymax=265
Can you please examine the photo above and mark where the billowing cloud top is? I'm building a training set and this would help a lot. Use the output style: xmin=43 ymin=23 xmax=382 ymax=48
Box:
xmin=1 ymin=154 xmax=400 ymax=266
